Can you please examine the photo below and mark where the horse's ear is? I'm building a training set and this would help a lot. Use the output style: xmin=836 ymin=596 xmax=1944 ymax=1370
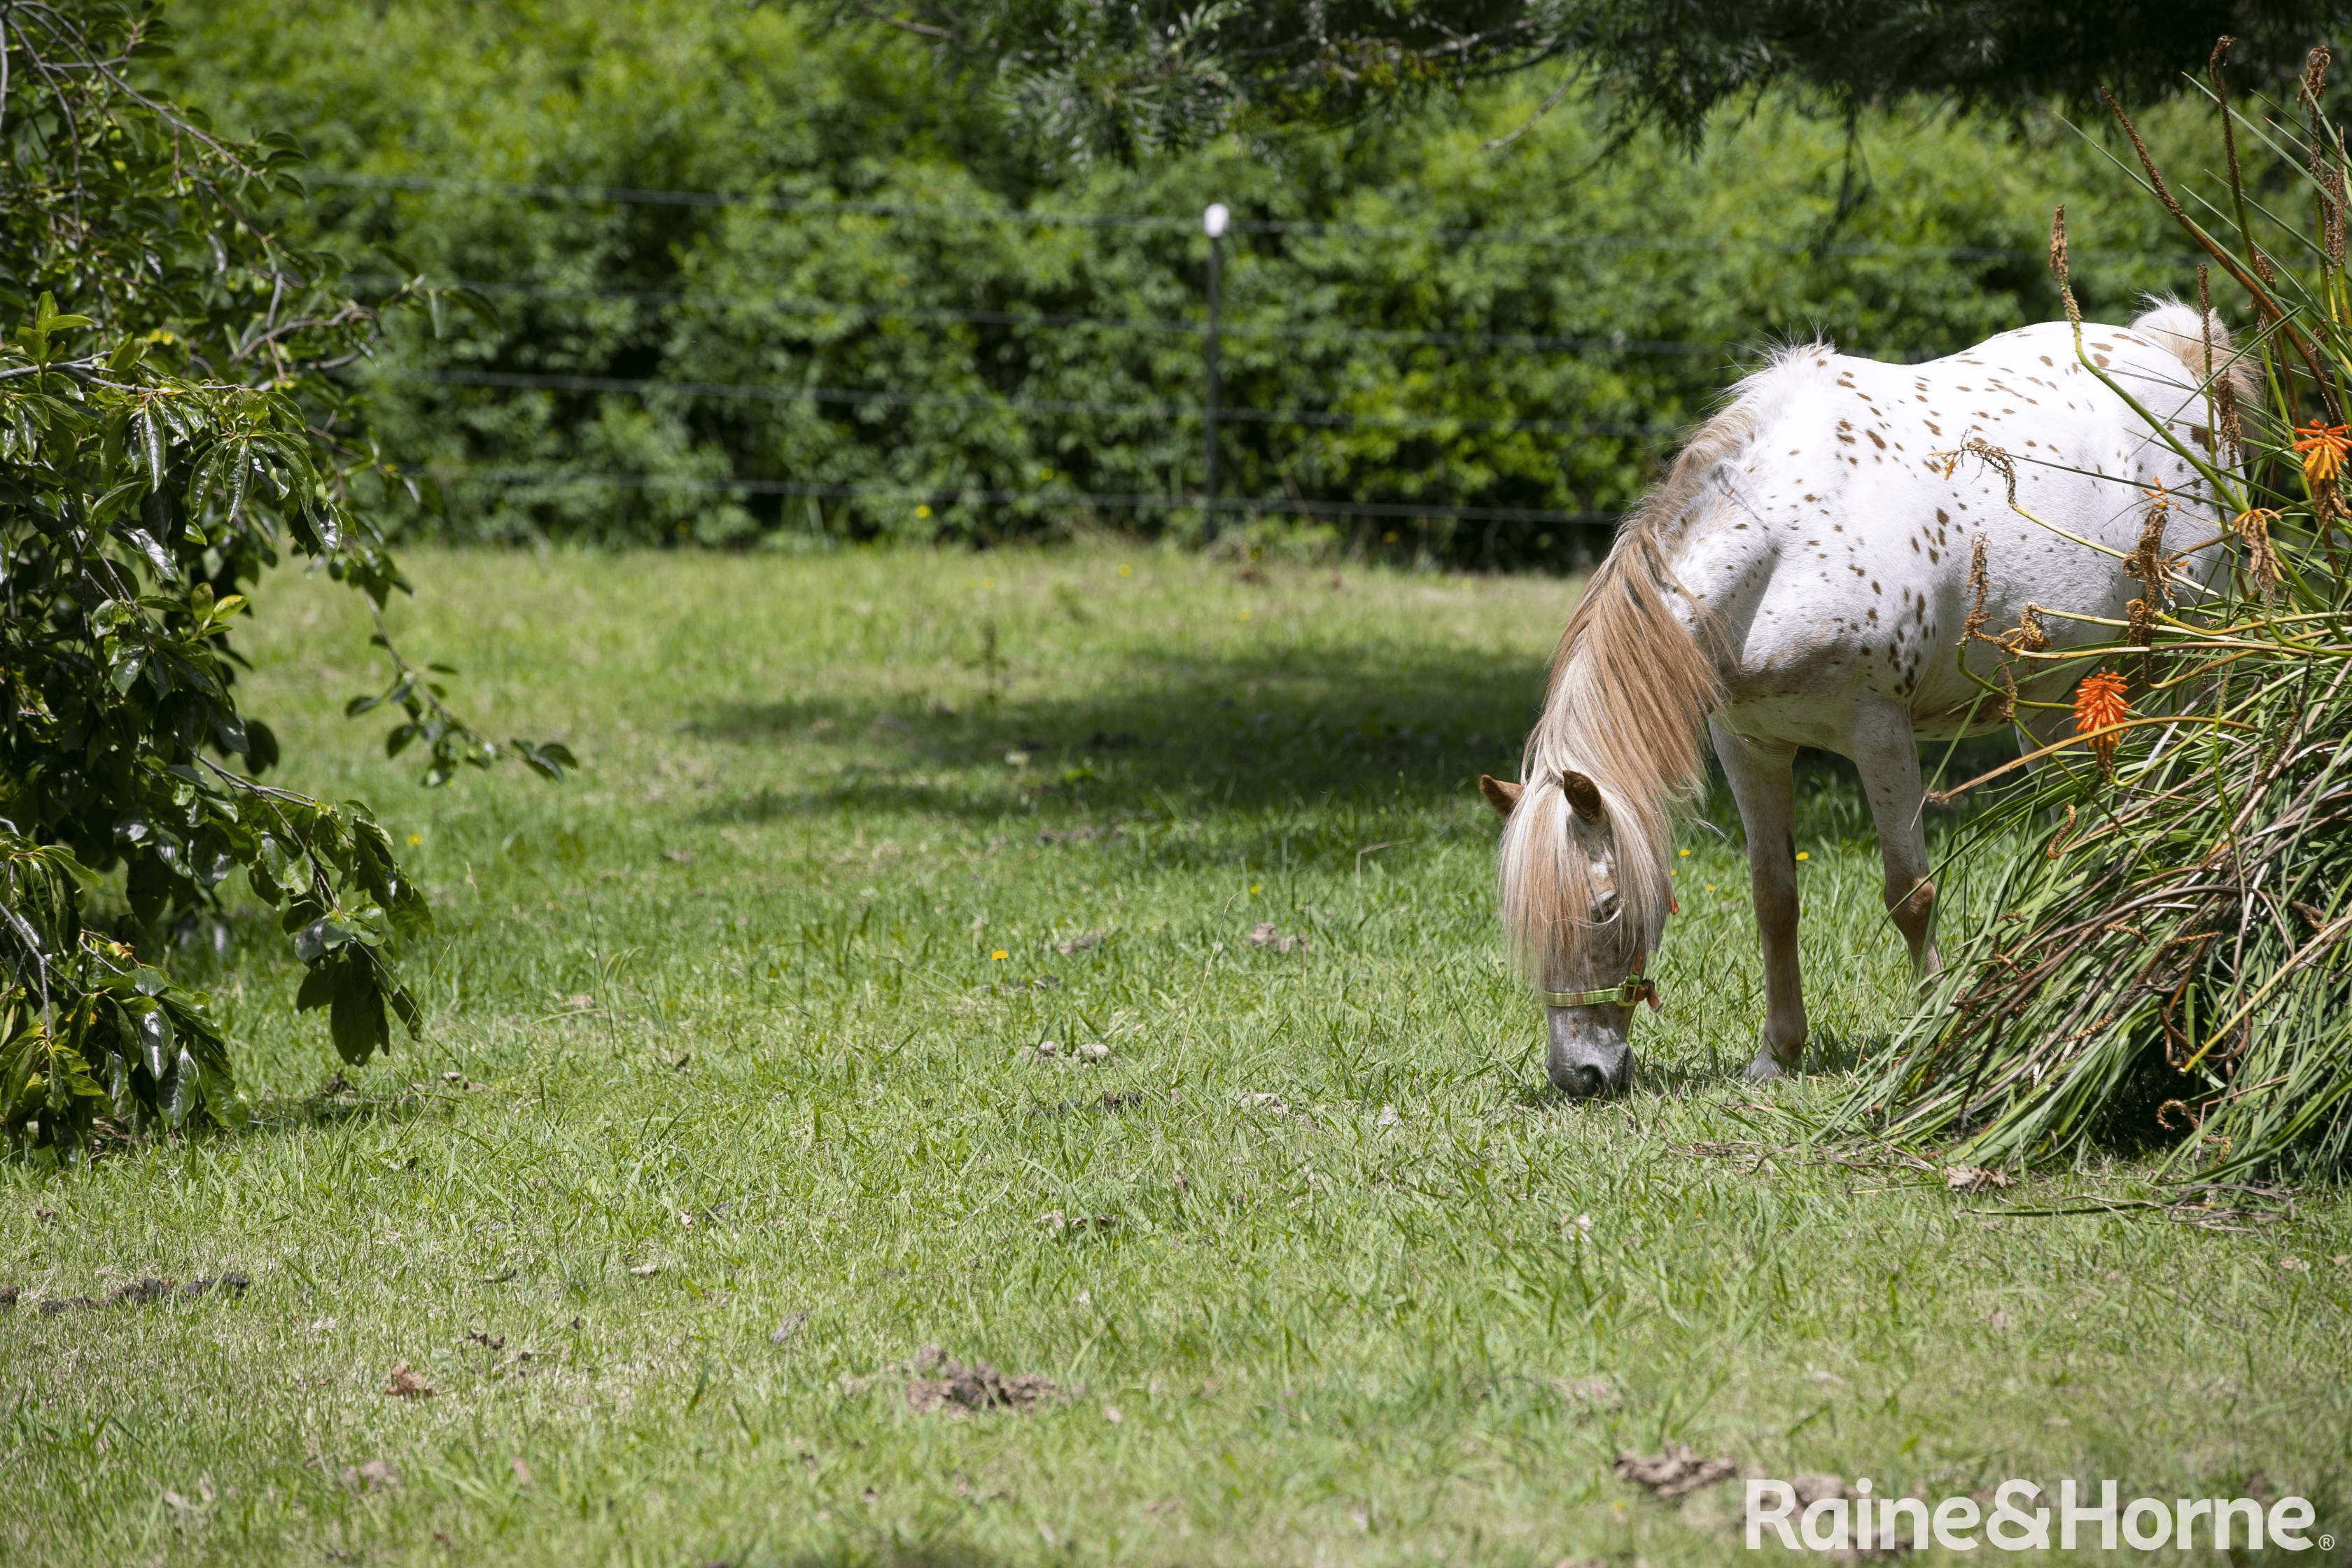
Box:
xmin=1560 ymin=769 xmax=1605 ymax=819
xmin=1478 ymin=774 xmax=1522 ymax=818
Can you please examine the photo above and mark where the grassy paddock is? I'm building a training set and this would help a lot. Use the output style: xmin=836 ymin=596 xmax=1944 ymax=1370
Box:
xmin=3 ymin=545 xmax=2346 ymax=1565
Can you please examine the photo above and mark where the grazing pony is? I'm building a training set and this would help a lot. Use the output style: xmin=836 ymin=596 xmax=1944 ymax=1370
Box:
xmin=1484 ymin=306 xmax=2244 ymax=1096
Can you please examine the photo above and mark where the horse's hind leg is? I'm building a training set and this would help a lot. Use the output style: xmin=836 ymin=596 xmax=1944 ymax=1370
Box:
xmin=1851 ymin=701 xmax=1939 ymax=980
xmin=1710 ymin=720 xmax=1807 ymax=1077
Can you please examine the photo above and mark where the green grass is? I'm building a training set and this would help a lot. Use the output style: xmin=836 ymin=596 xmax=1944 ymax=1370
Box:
xmin=4 ymin=544 xmax=2347 ymax=1566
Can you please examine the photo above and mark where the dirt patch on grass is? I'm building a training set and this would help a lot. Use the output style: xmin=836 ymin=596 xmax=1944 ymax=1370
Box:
xmin=1614 ymin=1443 xmax=1742 ymax=1498
xmin=342 ymin=1459 xmax=400 ymax=1492
xmin=902 ymin=1345 xmax=1060 ymax=1414
xmin=1248 ymin=922 xmax=1310 ymax=953
xmin=384 ymin=1361 xmax=435 ymax=1398
xmin=1546 ymin=1374 xmax=1623 ymax=1411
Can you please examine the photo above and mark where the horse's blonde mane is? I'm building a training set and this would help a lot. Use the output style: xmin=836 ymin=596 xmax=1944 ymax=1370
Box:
xmin=1499 ymin=400 xmax=1753 ymax=988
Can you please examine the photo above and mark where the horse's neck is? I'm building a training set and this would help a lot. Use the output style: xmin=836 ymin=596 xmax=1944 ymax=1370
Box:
xmin=1538 ymin=555 xmax=1715 ymax=912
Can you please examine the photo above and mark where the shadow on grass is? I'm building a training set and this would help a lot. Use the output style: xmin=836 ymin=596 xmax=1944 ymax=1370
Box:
xmin=687 ymin=638 xmax=1542 ymax=827
xmin=0 ymin=1086 xmax=428 ymax=1173
xmin=243 ymin=1088 xmax=433 ymax=1135
xmin=771 ymin=1546 xmax=1018 ymax=1568
xmin=687 ymin=636 xmax=2024 ymax=857
xmin=1803 ymin=1030 xmax=1900 ymax=1079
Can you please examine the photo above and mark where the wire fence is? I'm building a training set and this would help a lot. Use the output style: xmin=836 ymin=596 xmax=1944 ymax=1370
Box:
xmin=360 ymin=277 xmax=1739 ymax=358
xmin=391 ymin=368 xmax=1683 ymax=439
xmin=439 ymin=470 xmax=1618 ymax=526
xmin=332 ymin=169 xmax=2204 ymax=547
xmin=318 ymin=171 xmax=2197 ymax=264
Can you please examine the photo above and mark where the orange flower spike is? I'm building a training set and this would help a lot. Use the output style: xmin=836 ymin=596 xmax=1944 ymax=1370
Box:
xmin=2292 ymin=421 xmax=2351 ymax=486
xmin=2072 ymin=669 xmax=2129 ymax=771
xmin=2073 ymin=670 xmax=2128 ymax=732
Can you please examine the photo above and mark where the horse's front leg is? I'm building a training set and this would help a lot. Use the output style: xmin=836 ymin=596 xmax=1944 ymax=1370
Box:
xmin=1850 ymin=701 xmax=1939 ymax=980
xmin=1710 ymin=720 xmax=1806 ymax=1077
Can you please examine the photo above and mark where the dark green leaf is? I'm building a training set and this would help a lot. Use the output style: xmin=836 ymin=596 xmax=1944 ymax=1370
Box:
xmin=245 ymin=720 xmax=281 ymax=774
xmin=328 ymin=968 xmax=389 ymax=1066
xmin=136 ymin=409 xmax=164 ymax=488
xmin=108 ymin=643 xmax=150 ymax=694
xmin=295 ymin=960 xmax=336 ymax=1013
xmin=164 ymin=1045 xmax=197 ymax=1127
xmin=293 ymin=918 xmax=352 ymax=965
xmin=115 ymin=525 xmax=178 ymax=580
xmin=136 ymin=1003 xmax=172 ymax=1081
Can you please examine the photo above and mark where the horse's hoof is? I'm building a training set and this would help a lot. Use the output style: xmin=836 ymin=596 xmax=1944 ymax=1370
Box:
xmin=1742 ymin=1049 xmax=1798 ymax=1081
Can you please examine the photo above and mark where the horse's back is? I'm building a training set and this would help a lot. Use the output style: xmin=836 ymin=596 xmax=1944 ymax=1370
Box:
xmin=1679 ymin=312 xmax=2222 ymax=738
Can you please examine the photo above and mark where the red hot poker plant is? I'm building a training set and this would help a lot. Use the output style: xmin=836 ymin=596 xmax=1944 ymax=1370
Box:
xmin=2071 ymin=671 xmax=2130 ymax=774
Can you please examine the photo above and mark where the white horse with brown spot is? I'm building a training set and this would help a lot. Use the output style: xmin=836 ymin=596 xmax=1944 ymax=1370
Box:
xmin=1484 ymin=304 xmax=2241 ymax=1096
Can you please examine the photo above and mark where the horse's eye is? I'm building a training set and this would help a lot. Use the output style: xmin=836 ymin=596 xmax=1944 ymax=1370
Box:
xmin=1593 ymin=894 xmax=1621 ymax=921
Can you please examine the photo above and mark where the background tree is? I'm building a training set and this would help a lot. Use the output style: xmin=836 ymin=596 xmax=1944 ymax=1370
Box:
xmin=867 ymin=0 xmax=2350 ymax=162
xmin=0 ymin=0 xmax=570 ymax=1156
xmin=158 ymin=0 xmax=2225 ymax=564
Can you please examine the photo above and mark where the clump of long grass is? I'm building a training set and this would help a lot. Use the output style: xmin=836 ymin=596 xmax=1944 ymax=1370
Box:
xmin=1848 ymin=44 xmax=2352 ymax=1181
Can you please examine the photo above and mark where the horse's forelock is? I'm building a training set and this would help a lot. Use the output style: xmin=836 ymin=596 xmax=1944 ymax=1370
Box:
xmin=1498 ymin=775 xmax=1585 ymax=987
xmin=1499 ymin=764 xmax=1667 ymax=992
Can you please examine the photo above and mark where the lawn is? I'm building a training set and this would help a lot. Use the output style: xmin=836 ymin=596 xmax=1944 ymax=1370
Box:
xmin=4 ymin=544 xmax=2346 ymax=1566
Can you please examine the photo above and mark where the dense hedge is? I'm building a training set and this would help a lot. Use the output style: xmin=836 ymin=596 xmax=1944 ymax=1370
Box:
xmin=162 ymin=0 xmax=2212 ymax=566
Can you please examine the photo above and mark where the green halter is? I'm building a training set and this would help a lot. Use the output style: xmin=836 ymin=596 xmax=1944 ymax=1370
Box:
xmin=1539 ymin=951 xmax=1660 ymax=1011
xmin=1540 ymin=976 xmax=1660 ymax=1011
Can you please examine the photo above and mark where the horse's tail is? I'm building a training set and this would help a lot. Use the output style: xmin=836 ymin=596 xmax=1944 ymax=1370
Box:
xmin=2127 ymin=300 xmax=2258 ymax=412
xmin=1499 ymin=402 xmax=1750 ymax=987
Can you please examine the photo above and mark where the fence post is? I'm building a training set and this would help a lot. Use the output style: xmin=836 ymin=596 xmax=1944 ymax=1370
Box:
xmin=1202 ymin=202 xmax=1227 ymax=536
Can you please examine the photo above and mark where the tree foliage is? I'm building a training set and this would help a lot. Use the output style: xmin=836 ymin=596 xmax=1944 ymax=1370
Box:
xmin=0 ymin=0 xmax=569 ymax=1155
xmin=866 ymin=0 xmax=2351 ymax=164
xmin=166 ymin=0 xmax=2222 ymax=564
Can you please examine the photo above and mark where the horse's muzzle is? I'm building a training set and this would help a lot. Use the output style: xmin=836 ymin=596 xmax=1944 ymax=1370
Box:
xmin=1546 ymin=1009 xmax=1634 ymax=1098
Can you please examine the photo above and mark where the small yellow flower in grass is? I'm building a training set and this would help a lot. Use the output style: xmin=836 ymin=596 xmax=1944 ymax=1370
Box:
xmin=1238 ymin=608 xmax=1251 ymax=621
xmin=1118 ymin=564 xmax=1133 ymax=577
xmin=1678 ymin=847 xmax=1690 ymax=857
xmin=1706 ymin=884 xmax=1716 ymax=892
xmin=2294 ymin=421 xmax=2351 ymax=485
xmin=1248 ymin=883 xmax=1261 ymax=895
xmin=407 ymin=834 xmax=421 ymax=846
xmin=990 ymin=949 xmax=1008 ymax=961
xmin=1795 ymin=851 xmax=1809 ymax=862
xmin=914 ymin=503 xmax=932 ymax=519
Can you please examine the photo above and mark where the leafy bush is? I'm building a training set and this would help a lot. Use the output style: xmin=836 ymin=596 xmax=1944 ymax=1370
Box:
xmin=0 ymin=0 xmax=567 ymax=1156
xmin=161 ymin=0 xmax=2224 ymax=565
xmin=1853 ymin=53 xmax=2352 ymax=1178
